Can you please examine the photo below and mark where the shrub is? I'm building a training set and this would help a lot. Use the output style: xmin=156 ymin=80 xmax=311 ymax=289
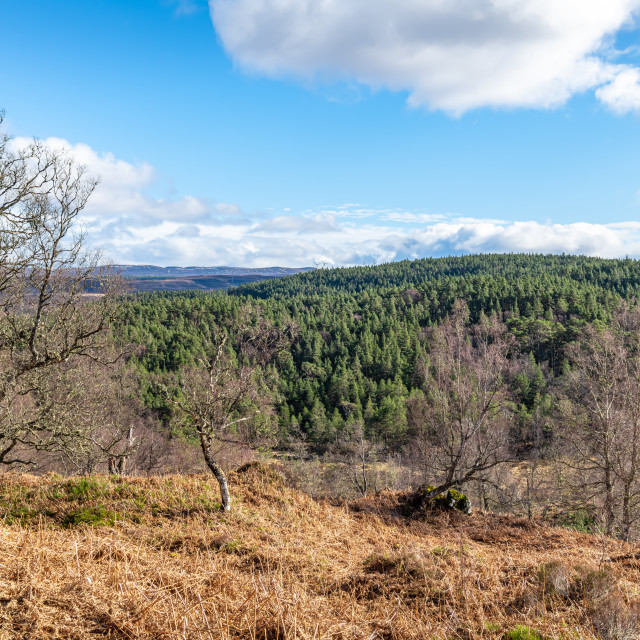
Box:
xmin=538 ymin=563 xmax=618 ymax=604
xmin=558 ymin=508 xmax=597 ymax=533
xmin=538 ymin=561 xmax=571 ymax=599
xmin=64 ymin=477 xmax=108 ymax=501
xmin=363 ymin=550 xmax=426 ymax=577
xmin=573 ymin=568 xmax=617 ymax=601
xmin=2 ymin=504 xmax=41 ymax=524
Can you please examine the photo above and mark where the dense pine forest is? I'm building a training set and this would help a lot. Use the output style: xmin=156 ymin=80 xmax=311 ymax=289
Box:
xmin=233 ymin=253 xmax=640 ymax=301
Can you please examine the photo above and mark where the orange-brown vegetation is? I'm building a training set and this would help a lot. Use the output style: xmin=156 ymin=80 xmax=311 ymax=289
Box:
xmin=1 ymin=465 xmax=640 ymax=639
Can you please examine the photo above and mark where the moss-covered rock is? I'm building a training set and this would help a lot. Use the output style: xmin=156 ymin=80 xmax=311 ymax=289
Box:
xmin=404 ymin=485 xmax=472 ymax=516
xmin=432 ymin=489 xmax=472 ymax=514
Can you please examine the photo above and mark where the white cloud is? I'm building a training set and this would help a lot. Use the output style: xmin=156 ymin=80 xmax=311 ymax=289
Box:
xmin=102 ymin=212 xmax=640 ymax=267
xmin=596 ymin=67 xmax=640 ymax=112
xmin=8 ymin=137 xmax=640 ymax=266
xmin=8 ymin=137 xmax=231 ymax=227
xmin=168 ymin=0 xmax=206 ymax=16
xmin=10 ymin=137 xmax=156 ymax=189
xmin=210 ymin=0 xmax=640 ymax=114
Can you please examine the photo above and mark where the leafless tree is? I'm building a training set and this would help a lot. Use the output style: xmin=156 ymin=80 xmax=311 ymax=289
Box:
xmin=34 ymin=356 xmax=142 ymax=475
xmin=332 ymin=419 xmax=381 ymax=497
xmin=407 ymin=301 xmax=515 ymax=501
xmin=560 ymin=305 xmax=640 ymax=539
xmin=160 ymin=312 xmax=296 ymax=510
xmin=0 ymin=110 xmax=124 ymax=469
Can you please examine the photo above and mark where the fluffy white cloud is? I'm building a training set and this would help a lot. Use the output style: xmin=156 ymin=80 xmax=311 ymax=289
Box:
xmin=596 ymin=67 xmax=640 ymax=112
xmin=8 ymin=137 xmax=226 ymax=227
xmin=100 ymin=211 xmax=640 ymax=268
xmin=210 ymin=0 xmax=640 ymax=113
xmin=8 ymin=137 xmax=640 ymax=266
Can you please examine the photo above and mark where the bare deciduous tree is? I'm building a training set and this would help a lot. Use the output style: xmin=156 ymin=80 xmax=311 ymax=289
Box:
xmin=0 ymin=110 xmax=124 ymax=468
xmin=160 ymin=312 xmax=296 ymax=511
xmin=36 ymin=356 xmax=141 ymax=475
xmin=560 ymin=305 xmax=640 ymax=539
xmin=407 ymin=301 xmax=515 ymax=502
xmin=332 ymin=419 xmax=381 ymax=497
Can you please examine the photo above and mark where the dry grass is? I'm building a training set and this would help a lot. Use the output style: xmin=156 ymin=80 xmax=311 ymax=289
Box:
xmin=1 ymin=464 xmax=640 ymax=639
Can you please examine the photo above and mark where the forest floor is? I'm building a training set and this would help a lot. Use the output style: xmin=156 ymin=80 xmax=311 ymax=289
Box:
xmin=1 ymin=465 xmax=639 ymax=639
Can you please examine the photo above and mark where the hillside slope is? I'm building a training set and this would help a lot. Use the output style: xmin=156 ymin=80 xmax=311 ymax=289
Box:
xmin=1 ymin=468 xmax=639 ymax=639
xmin=232 ymin=253 xmax=640 ymax=300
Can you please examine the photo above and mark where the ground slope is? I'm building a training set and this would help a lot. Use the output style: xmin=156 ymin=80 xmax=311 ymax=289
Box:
xmin=1 ymin=467 xmax=639 ymax=639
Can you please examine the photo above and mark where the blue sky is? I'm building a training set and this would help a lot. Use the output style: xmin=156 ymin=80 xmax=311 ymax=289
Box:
xmin=3 ymin=0 xmax=640 ymax=266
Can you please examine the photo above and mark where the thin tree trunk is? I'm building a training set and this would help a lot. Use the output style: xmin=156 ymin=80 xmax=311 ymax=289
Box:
xmin=200 ymin=434 xmax=231 ymax=511
xmin=622 ymin=482 xmax=631 ymax=542
xmin=360 ymin=452 xmax=368 ymax=497
xmin=604 ymin=465 xmax=614 ymax=537
xmin=117 ymin=426 xmax=135 ymax=475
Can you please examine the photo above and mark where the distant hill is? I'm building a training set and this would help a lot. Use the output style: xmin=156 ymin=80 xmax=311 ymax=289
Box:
xmin=231 ymin=253 xmax=640 ymax=299
xmin=113 ymin=265 xmax=314 ymax=292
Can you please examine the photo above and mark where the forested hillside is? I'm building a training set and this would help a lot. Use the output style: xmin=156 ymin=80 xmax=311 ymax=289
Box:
xmin=4 ymin=156 xmax=640 ymax=541
xmin=232 ymin=253 xmax=640 ymax=300
xmin=119 ymin=253 xmax=637 ymax=450
xmin=111 ymin=253 xmax=640 ymax=537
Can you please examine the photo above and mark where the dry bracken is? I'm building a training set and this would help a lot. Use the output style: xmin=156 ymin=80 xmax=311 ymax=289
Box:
xmin=1 ymin=465 xmax=639 ymax=639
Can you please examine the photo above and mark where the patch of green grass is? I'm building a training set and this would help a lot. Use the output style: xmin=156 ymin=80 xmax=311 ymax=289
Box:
xmin=2 ymin=503 xmax=42 ymax=524
xmin=221 ymin=538 xmax=243 ymax=553
xmin=48 ymin=487 xmax=66 ymax=500
xmin=430 ymin=545 xmax=449 ymax=557
xmin=61 ymin=504 xmax=115 ymax=527
xmin=64 ymin=477 xmax=109 ymax=501
xmin=114 ymin=483 xmax=132 ymax=496
xmin=196 ymin=495 xmax=222 ymax=511
xmin=504 ymin=625 xmax=545 ymax=640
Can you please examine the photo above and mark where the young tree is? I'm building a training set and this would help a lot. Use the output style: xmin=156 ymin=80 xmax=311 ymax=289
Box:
xmin=332 ymin=419 xmax=380 ymax=497
xmin=0 ymin=110 xmax=124 ymax=468
xmin=560 ymin=305 xmax=640 ymax=539
xmin=37 ymin=356 xmax=142 ymax=475
xmin=407 ymin=301 xmax=515 ymax=501
xmin=161 ymin=313 xmax=295 ymax=511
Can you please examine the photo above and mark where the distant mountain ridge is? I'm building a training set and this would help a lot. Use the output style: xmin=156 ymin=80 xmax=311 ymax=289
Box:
xmin=112 ymin=265 xmax=314 ymax=292
xmin=113 ymin=265 xmax=314 ymax=278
